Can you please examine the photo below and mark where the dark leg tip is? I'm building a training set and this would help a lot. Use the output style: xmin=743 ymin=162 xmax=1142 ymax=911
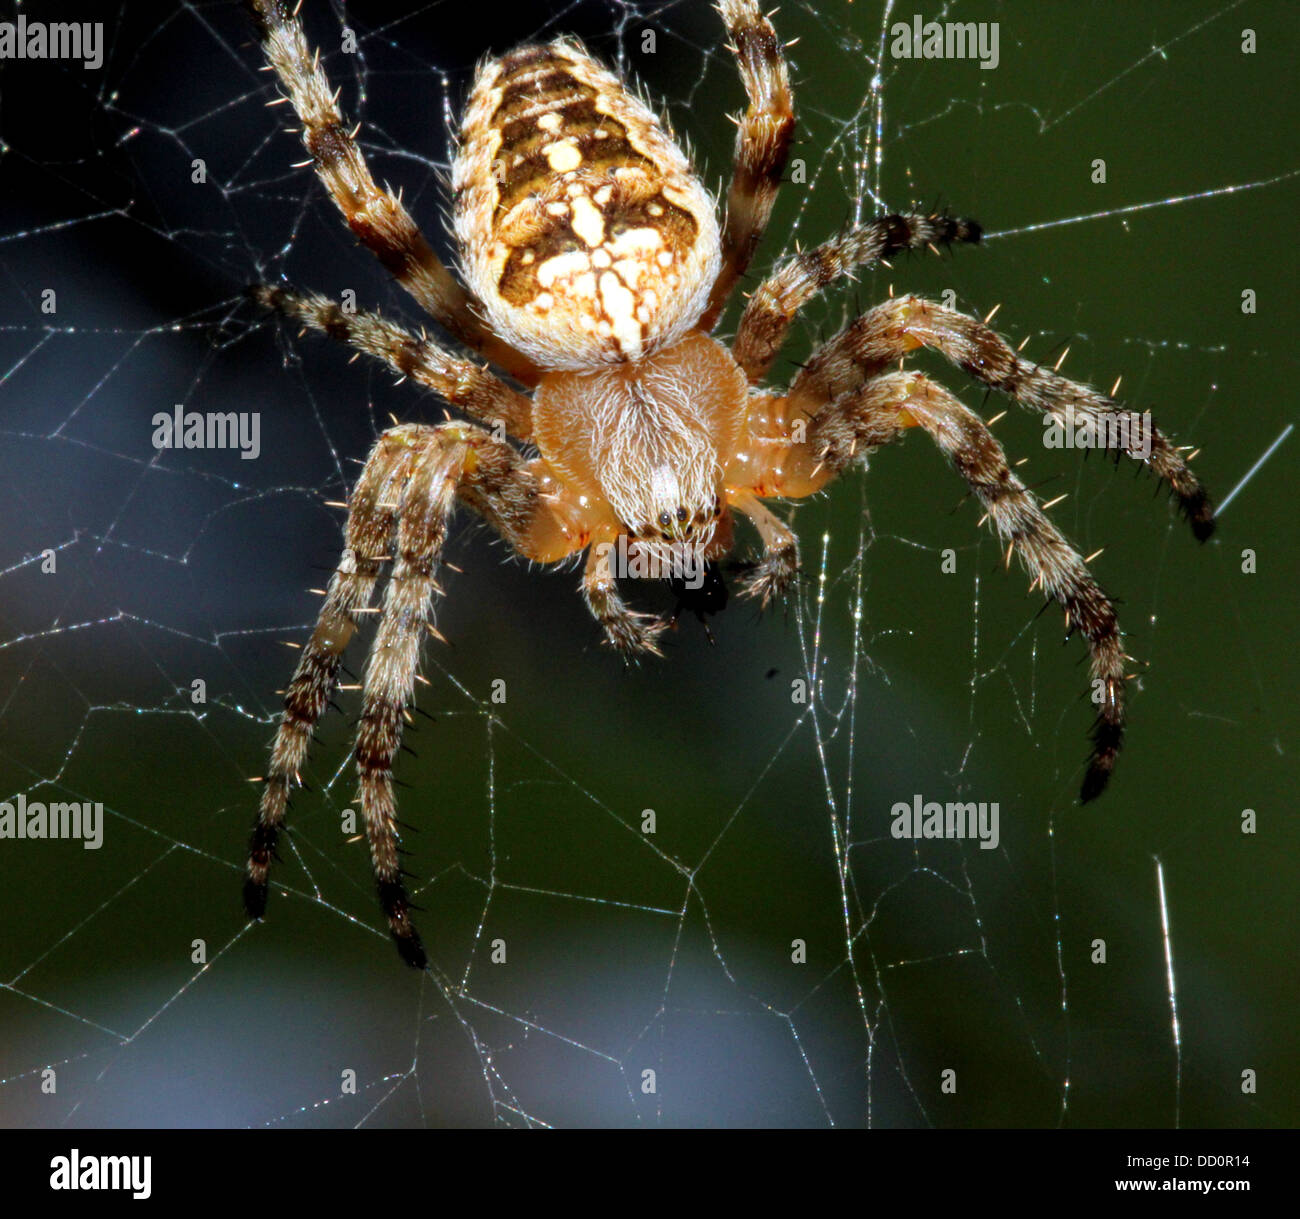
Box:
xmin=393 ymin=931 xmax=428 ymax=970
xmin=1079 ymin=765 xmax=1111 ymax=804
xmin=378 ymin=877 xmax=427 ymax=968
xmin=244 ymin=878 xmax=269 ymax=920
xmin=1180 ymin=486 xmax=1216 ymax=542
xmin=246 ymin=282 xmax=276 ymax=309
xmin=1081 ymin=719 xmax=1123 ymax=803
xmin=930 ymin=213 xmax=982 ymax=248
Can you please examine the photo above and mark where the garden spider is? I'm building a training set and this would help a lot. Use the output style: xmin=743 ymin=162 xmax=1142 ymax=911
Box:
xmin=243 ymin=0 xmax=1215 ymax=968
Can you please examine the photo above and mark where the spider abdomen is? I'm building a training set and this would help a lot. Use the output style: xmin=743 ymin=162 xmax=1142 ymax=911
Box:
xmin=454 ymin=39 xmax=720 ymax=369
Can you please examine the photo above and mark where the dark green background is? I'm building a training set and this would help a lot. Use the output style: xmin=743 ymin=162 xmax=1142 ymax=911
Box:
xmin=0 ymin=0 xmax=1295 ymax=1127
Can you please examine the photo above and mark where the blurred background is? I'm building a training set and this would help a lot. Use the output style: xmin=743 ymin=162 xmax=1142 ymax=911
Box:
xmin=0 ymin=0 xmax=1295 ymax=1127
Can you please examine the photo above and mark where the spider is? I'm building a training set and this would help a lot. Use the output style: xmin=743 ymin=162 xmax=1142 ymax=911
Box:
xmin=243 ymin=0 xmax=1215 ymax=968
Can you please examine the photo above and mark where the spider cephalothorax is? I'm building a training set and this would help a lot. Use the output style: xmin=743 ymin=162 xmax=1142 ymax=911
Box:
xmin=244 ymin=0 xmax=1215 ymax=967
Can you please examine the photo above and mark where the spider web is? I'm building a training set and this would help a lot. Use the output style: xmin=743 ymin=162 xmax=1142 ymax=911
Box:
xmin=1 ymin=0 xmax=1296 ymax=1129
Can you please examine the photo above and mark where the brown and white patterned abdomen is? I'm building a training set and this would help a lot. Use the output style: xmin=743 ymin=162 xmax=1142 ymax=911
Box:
xmin=453 ymin=39 xmax=720 ymax=369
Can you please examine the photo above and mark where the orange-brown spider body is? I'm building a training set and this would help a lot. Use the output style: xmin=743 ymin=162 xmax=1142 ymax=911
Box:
xmin=245 ymin=0 xmax=1214 ymax=967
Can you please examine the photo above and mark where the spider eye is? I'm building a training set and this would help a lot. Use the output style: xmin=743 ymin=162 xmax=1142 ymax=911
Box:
xmin=676 ymin=506 xmax=688 ymax=522
xmin=658 ymin=511 xmax=672 ymax=528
